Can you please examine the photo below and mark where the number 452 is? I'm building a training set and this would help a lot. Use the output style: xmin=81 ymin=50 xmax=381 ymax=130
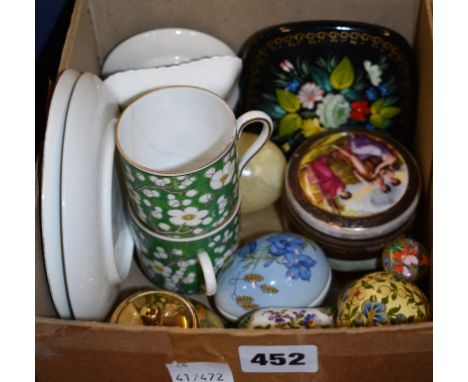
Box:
xmin=250 ymin=353 xmax=306 ymax=366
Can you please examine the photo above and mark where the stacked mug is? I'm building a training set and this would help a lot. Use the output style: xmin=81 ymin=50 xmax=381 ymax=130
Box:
xmin=115 ymin=86 xmax=273 ymax=296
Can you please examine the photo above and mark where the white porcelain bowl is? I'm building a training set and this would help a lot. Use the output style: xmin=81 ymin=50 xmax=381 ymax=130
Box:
xmin=104 ymin=56 xmax=242 ymax=107
xmin=101 ymin=28 xmax=237 ymax=76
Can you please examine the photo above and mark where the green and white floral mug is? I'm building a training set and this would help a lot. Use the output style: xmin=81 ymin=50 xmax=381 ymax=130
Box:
xmin=128 ymin=200 xmax=240 ymax=295
xmin=115 ymin=86 xmax=272 ymax=238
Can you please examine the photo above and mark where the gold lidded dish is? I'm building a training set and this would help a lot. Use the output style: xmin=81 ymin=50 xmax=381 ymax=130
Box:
xmin=110 ymin=290 xmax=199 ymax=328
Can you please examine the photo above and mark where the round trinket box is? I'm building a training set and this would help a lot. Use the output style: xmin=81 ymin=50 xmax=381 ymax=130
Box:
xmin=382 ymin=238 xmax=430 ymax=281
xmin=336 ymin=271 xmax=431 ymax=327
xmin=284 ymin=128 xmax=421 ymax=271
xmin=282 ymin=194 xmax=416 ymax=272
xmin=109 ymin=290 xmax=199 ymax=328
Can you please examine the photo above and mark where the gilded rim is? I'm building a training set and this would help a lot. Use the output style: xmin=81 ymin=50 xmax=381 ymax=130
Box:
xmin=115 ymin=85 xmax=238 ymax=176
xmin=109 ymin=289 xmax=199 ymax=328
xmin=282 ymin=193 xmax=416 ymax=260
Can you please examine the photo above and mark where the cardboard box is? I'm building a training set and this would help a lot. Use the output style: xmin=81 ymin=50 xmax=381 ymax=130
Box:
xmin=36 ymin=0 xmax=433 ymax=380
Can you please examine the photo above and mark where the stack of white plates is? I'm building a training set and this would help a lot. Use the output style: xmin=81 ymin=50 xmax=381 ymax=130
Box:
xmin=40 ymin=70 xmax=134 ymax=320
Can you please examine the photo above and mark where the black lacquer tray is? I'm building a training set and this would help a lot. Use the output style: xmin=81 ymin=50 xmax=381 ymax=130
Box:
xmin=236 ymin=21 xmax=415 ymax=157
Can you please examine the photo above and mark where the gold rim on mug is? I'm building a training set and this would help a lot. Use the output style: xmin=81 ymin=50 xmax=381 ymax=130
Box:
xmin=115 ymin=85 xmax=248 ymax=176
xmin=127 ymin=198 xmax=241 ymax=242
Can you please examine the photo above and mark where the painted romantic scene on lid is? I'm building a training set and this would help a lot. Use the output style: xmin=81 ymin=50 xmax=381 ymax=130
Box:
xmin=298 ymin=131 xmax=408 ymax=217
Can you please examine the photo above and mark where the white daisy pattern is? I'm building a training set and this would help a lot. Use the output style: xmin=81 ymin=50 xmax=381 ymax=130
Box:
xmin=182 ymin=272 xmax=196 ymax=284
xmin=125 ymin=166 xmax=135 ymax=182
xmin=152 ymin=260 xmax=172 ymax=277
xmin=217 ymin=195 xmax=228 ymax=213
xmin=137 ymin=208 xmax=147 ymax=223
xmin=125 ymin=144 xmax=239 ymax=238
xmin=168 ymin=194 xmax=181 ymax=208
xmin=133 ymin=214 xmax=240 ymax=294
xmin=140 ymin=256 xmax=157 ymax=278
xmin=150 ymin=177 xmax=171 ymax=187
xmin=151 ymin=206 xmax=163 ymax=219
xmin=202 ymin=217 xmax=213 ymax=225
xmin=178 ymin=177 xmax=196 ymax=189
xmin=143 ymin=189 xmax=160 ymax=198
xmin=204 ymin=167 xmax=216 ymax=178
xmin=209 ymin=161 xmax=235 ymax=190
xmin=154 ymin=247 xmax=168 ymax=259
xmin=158 ymin=222 xmax=170 ymax=231
xmin=214 ymin=245 xmax=226 ymax=254
xmin=168 ymin=207 xmax=209 ymax=227
xmin=135 ymin=241 xmax=148 ymax=255
xmin=222 ymin=229 xmax=233 ymax=243
xmin=199 ymin=193 xmax=213 ymax=204
xmin=214 ymin=250 xmax=233 ymax=271
xmin=127 ymin=187 xmax=141 ymax=205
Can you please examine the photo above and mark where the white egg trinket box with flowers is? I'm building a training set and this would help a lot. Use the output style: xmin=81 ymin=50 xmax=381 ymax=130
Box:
xmin=214 ymin=233 xmax=331 ymax=321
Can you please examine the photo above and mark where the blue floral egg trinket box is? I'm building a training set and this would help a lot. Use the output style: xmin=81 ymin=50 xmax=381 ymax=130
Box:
xmin=214 ymin=233 xmax=332 ymax=321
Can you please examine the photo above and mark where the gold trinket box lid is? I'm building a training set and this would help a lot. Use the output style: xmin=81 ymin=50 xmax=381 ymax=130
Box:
xmin=110 ymin=290 xmax=199 ymax=328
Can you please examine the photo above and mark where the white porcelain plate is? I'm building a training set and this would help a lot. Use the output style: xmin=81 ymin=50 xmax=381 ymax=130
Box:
xmin=101 ymin=28 xmax=240 ymax=109
xmin=61 ymin=72 xmax=134 ymax=320
xmin=41 ymin=69 xmax=80 ymax=319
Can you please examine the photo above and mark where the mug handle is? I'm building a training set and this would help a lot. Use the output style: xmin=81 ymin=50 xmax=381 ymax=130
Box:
xmin=198 ymin=251 xmax=217 ymax=296
xmin=235 ymin=111 xmax=273 ymax=173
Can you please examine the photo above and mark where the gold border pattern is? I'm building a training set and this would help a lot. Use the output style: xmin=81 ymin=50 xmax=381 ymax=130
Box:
xmin=244 ymin=31 xmax=412 ymax=125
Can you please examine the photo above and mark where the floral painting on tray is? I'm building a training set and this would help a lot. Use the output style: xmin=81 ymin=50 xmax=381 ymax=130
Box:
xmin=237 ymin=21 xmax=415 ymax=156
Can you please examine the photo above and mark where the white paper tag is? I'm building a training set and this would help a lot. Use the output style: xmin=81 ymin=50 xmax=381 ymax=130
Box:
xmin=238 ymin=345 xmax=318 ymax=373
xmin=166 ymin=362 xmax=234 ymax=382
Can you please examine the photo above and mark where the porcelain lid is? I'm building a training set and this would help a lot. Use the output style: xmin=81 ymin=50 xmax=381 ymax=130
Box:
xmin=214 ymin=233 xmax=332 ymax=321
xmin=285 ymin=128 xmax=420 ymax=240
xmin=110 ymin=290 xmax=199 ymax=328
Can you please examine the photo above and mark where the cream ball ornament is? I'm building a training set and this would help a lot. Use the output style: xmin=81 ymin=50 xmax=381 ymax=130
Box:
xmin=238 ymin=133 xmax=287 ymax=213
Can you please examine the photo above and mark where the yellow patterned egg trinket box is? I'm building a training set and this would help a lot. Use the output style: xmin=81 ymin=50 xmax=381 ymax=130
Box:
xmin=336 ymin=271 xmax=431 ymax=327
